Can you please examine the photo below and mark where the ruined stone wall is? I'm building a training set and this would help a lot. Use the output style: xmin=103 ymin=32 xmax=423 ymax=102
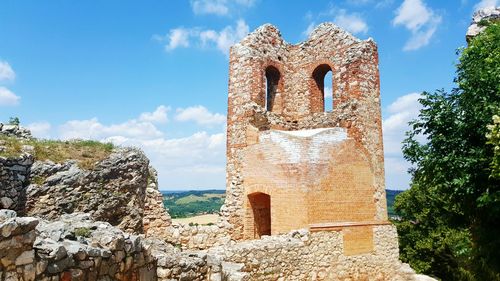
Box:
xmin=1 ymin=131 xmax=174 ymax=237
xmin=208 ymin=225 xmax=421 ymax=281
xmin=25 ymin=148 xmax=150 ymax=233
xmin=224 ymin=23 xmax=387 ymax=240
xmin=162 ymin=221 xmax=230 ymax=251
xmin=0 ymin=210 xmax=431 ymax=281
xmin=0 ymin=211 xmax=158 ymax=281
xmin=0 ymin=154 xmax=33 ymax=214
xmin=143 ymin=167 xmax=172 ymax=239
xmin=0 ymin=211 xmax=222 ymax=281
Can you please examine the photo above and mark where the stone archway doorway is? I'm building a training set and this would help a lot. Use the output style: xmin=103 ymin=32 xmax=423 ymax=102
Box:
xmin=248 ymin=192 xmax=271 ymax=238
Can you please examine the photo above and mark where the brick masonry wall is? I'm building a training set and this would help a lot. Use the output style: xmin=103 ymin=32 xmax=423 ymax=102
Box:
xmin=224 ymin=23 xmax=387 ymax=240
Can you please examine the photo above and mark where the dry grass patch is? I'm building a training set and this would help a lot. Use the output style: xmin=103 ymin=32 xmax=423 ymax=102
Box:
xmin=0 ymin=135 xmax=114 ymax=170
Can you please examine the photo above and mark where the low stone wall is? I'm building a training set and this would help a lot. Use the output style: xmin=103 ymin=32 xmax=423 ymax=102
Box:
xmin=0 ymin=210 xmax=218 ymax=281
xmin=144 ymin=239 xmax=217 ymax=281
xmin=163 ymin=221 xmax=231 ymax=250
xmin=0 ymin=211 xmax=157 ymax=281
xmin=209 ymin=225 xmax=419 ymax=281
xmin=0 ymin=153 xmax=33 ymax=213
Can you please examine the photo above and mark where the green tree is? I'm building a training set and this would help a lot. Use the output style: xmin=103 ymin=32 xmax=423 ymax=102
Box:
xmin=395 ymin=22 xmax=500 ymax=280
xmin=8 ymin=117 xmax=20 ymax=125
xmin=486 ymin=115 xmax=500 ymax=179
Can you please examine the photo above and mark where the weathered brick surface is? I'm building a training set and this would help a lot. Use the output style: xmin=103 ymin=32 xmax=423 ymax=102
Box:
xmin=223 ymin=23 xmax=388 ymax=243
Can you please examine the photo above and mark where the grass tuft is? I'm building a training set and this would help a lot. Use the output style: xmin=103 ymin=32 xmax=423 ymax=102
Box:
xmin=74 ymin=227 xmax=92 ymax=238
xmin=0 ymin=135 xmax=114 ymax=170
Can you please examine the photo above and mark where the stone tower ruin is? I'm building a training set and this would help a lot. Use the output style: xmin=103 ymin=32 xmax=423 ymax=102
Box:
xmin=223 ymin=23 xmax=389 ymax=253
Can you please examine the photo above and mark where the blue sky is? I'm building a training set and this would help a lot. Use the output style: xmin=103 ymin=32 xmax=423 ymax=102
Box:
xmin=1 ymin=0 xmax=498 ymax=190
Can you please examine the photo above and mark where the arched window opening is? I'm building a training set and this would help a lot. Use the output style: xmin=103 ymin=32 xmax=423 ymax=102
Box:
xmin=248 ymin=192 xmax=271 ymax=238
xmin=324 ymin=71 xmax=333 ymax=111
xmin=312 ymin=64 xmax=333 ymax=112
xmin=265 ymin=66 xmax=280 ymax=111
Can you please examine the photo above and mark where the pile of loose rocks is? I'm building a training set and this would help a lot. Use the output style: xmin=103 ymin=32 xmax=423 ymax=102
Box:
xmin=0 ymin=124 xmax=32 ymax=139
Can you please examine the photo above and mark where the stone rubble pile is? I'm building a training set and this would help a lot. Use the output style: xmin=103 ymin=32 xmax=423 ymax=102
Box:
xmin=467 ymin=7 xmax=500 ymax=40
xmin=0 ymin=124 xmax=32 ymax=140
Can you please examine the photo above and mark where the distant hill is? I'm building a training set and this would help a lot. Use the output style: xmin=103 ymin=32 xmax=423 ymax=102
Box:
xmin=162 ymin=189 xmax=404 ymax=219
xmin=386 ymin=189 xmax=403 ymax=217
xmin=162 ymin=190 xmax=225 ymax=218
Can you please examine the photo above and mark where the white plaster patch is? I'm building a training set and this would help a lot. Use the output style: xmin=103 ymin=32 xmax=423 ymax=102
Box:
xmin=260 ymin=127 xmax=348 ymax=163
xmin=277 ymin=128 xmax=336 ymax=137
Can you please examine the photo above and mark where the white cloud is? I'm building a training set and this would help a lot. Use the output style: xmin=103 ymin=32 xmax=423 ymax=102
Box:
xmin=334 ymin=9 xmax=369 ymax=34
xmin=26 ymin=105 xmax=227 ymax=189
xmin=200 ymin=19 xmax=249 ymax=55
xmin=403 ymin=25 xmax=439 ymax=51
xmin=346 ymin=0 xmax=373 ymax=4
xmin=384 ymin=156 xmax=412 ymax=190
xmin=27 ymin=122 xmax=52 ymax=139
xmin=376 ymin=0 xmax=395 ymax=8
xmin=0 ymin=86 xmax=20 ymax=106
xmin=474 ymin=0 xmax=500 ymax=11
xmin=57 ymin=107 xmax=173 ymax=140
xmin=345 ymin=0 xmax=394 ymax=8
xmin=304 ymin=7 xmax=368 ymax=37
xmin=303 ymin=22 xmax=317 ymax=37
xmin=387 ymin=92 xmax=421 ymax=114
xmin=393 ymin=0 xmax=442 ymax=51
xmin=124 ymin=131 xmax=226 ymax=189
xmin=59 ymin=118 xmax=164 ymax=140
xmin=139 ymin=105 xmax=170 ymax=123
xmin=0 ymin=61 xmax=15 ymax=82
xmin=156 ymin=20 xmax=249 ymax=56
xmin=382 ymin=92 xmax=422 ymax=189
xmin=324 ymin=86 xmax=333 ymax=98
xmin=192 ymin=0 xmax=229 ymax=15
xmin=234 ymin=0 xmax=255 ymax=6
xmin=175 ymin=105 xmax=226 ymax=126
xmin=394 ymin=0 xmax=432 ymax=30
xmin=190 ymin=0 xmax=255 ymax=16
xmin=163 ymin=28 xmax=192 ymax=51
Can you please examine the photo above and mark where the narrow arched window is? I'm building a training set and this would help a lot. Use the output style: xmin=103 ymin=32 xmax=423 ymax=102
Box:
xmin=312 ymin=64 xmax=333 ymax=112
xmin=265 ymin=66 xmax=280 ymax=111
xmin=324 ymin=71 xmax=333 ymax=111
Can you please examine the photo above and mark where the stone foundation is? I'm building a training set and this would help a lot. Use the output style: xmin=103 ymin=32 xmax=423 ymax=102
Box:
xmin=1 ymin=210 xmax=427 ymax=281
xmin=208 ymin=225 xmax=417 ymax=281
